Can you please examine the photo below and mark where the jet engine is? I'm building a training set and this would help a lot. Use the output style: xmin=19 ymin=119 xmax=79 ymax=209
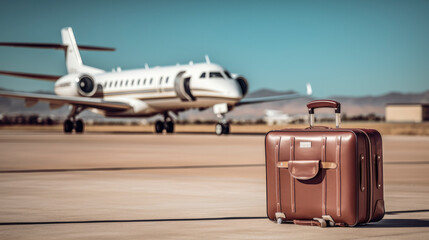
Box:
xmin=54 ymin=74 xmax=98 ymax=97
xmin=235 ymin=75 xmax=248 ymax=97
xmin=77 ymin=75 xmax=97 ymax=97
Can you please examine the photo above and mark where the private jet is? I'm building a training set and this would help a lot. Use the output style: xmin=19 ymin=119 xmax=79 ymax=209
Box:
xmin=0 ymin=27 xmax=311 ymax=135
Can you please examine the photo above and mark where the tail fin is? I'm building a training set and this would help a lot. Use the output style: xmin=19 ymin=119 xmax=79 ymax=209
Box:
xmin=306 ymin=83 xmax=312 ymax=96
xmin=61 ymin=27 xmax=104 ymax=74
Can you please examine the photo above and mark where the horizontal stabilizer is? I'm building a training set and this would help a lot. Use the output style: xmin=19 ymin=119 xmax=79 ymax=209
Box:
xmin=0 ymin=42 xmax=115 ymax=51
xmin=0 ymin=70 xmax=62 ymax=81
xmin=75 ymin=45 xmax=115 ymax=51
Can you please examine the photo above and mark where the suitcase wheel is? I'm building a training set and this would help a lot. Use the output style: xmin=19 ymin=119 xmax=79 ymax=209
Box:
xmin=276 ymin=218 xmax=283 ymax=224
xmin=322 ymin=215 xmax=336 ymax=227
xmin=313 ymin=218 xmax=327 ymax=228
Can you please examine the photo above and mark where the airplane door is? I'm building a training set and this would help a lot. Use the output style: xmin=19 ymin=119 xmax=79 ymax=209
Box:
xmin=156 ymin=76 xmax=163 ymax=93
xmin=174 ymin=71 xmax=195 ymax=101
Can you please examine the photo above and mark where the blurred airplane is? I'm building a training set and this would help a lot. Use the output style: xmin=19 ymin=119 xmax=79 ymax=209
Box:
xmin=264 ymin=109 xmax=306 ymax=125
xmin=0 ymin=27 xmax=312 ymax=135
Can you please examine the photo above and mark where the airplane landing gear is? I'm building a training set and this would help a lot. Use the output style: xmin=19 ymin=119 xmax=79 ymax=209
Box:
xmin=154 ymin=113 xmax=175 ymax=134
xmin=165 ymin=120 xmax=174 ymax=133
xmin=63 ymin=118 xmax=85 ymax=133
xmin=215 ymin=122 xmax=230 ymax=135
xmin=64 ymin=106 xmax=85 ymax=134
xmin=64 ymin=119 xmax=74 ymax=133
xmin=75 ymin=119 xmax=84 ymax=133
xmin=214 ymin=103 xmax=230 ymax=136
xmin=155 ymin=120 xmax=164 ymax=133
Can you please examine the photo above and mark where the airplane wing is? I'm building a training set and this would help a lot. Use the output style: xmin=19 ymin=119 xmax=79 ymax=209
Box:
xmin=0 ymin=91 xmax=131 ymax=111
xmin=235 ymin=83 xmax=312 ymax=106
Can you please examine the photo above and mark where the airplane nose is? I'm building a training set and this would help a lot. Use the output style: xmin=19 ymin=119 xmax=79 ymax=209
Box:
xmin=226 ymin=79 xmax=246 ymax=99
xmin=228 ymin=87 xmax=243 ymax=99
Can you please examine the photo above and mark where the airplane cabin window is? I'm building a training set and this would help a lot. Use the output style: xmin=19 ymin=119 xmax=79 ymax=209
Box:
xmin=137 ymin=79 xmax=140 ymax=85
xmin=125 ymin=80 xmax=128 ymax=86
xmin=159 ymin=77 xmax=163 ymax=84
xmin=114 ymin=81 xmax=118 ymax=87
xmin=150 ymin=78 xmax=153 ymax=84
xmin=120 ymin=80 xmax=123 ymax=87
xmin=200 ymin=72 xmax=206 ymax=78
xmin=224 ymin=71 xmax=232 ymax=79
xmin=143 ymin=79 xmax=147 ymax=85
xmin=209 ymin=72 xmax=224 ymax=78
xmin=109 ymin=81 xmax=113 ymax=88
xmin=166 ymin=77 xmax=169 ymax=83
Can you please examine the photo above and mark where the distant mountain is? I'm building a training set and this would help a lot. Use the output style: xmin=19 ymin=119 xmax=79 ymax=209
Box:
xmin=183 ymin=89 xmax=429 ymax=120
xmin=1 ymin=88 xmax=428 ymax=120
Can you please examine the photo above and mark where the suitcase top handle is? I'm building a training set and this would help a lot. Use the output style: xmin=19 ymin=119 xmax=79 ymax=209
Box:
xmin=306 ymin=99 xmax=341 ymax=128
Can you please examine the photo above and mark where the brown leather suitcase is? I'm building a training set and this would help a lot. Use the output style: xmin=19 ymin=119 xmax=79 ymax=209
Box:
xmin=265 ymin=100 xmax=385 ymax=227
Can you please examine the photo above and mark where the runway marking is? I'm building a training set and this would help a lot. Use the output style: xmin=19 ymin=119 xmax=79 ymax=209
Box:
xmin=2 ymin=210 xmax=429 ymax=226
xmin=2 ymin=160 xmax=429 ymax=174
xmin=0 ymin=163 xmax=265 ymax=174
xmin=0 ymin=216 xmax=267 ymax=226
xmin=1 ymin=161 xmax=428 ymax=174
xmin=2 ymin=218 xmax=429 ymax=228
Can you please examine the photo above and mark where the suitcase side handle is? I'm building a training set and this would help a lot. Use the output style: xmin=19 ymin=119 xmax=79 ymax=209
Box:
xmin=306 ymin=99 xmax=341 ymax=128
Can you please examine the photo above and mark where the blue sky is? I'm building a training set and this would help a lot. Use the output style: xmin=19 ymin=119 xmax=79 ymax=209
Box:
xmin=0 ymin=0 xmax=428 ymax=97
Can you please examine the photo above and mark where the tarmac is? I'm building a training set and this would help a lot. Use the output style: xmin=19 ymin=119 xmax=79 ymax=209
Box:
xmin=0 ymin=131 xmax=428 ymax=239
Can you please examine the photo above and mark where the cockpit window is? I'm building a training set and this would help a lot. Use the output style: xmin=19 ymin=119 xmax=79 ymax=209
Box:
xmin=200 ymin=72 xmax=206 ymax=78
xmin=209 ymin=72 xmax=224 ymax=78
xmin=224 ymin=71 xmax=232 ymax=79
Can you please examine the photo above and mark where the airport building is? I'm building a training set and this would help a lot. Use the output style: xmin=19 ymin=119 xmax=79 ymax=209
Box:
xmin=385 ymin=103 xmax=429 ymax=122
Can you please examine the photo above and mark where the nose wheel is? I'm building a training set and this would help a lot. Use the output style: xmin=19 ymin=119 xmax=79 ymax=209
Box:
xmin=215 ymin=123 xmax=230 ymax=135
xmin=213 ymin=103 xmax=231 ymax=136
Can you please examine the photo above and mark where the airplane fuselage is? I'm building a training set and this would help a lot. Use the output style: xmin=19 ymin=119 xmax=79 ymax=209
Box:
xmin=54 ymin=63 xmax=247 ymax=117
